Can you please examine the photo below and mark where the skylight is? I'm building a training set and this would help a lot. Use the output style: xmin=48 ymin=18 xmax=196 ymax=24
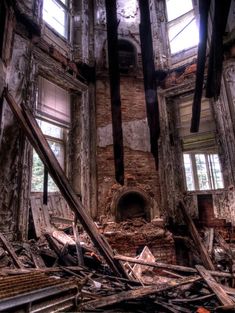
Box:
xmin=166 ymin=0 xmax=199 ymax=54
xmin=43 ymin=0 xmax=68 ymax=38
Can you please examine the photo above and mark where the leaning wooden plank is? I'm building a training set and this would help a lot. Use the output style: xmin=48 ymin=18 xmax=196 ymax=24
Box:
xmin=196 ymin=265 xmax=234 ymax=306
xmin=179 ymin=201 xmax=215 ymax=270
xmin=4 ymin=89 xmax=127 ymax=279
xmin=115 ymin=254 xmax=197 ymax=273
xmin=81 ymin=275 xmax=201 ymax=311
xmin=0 ymin=233 xmax=24 ymax=269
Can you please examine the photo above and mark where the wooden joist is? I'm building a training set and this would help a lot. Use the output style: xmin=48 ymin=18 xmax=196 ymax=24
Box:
xmin=105 ymin=0 xmax=124 ymax=185
xmin=190 ymin=0 xmax=211 ymax=133
xmin=179 ymin=200 xmax=215 ymax=270
xmin=139 ymin=0 xmax=160 ymax=169
xmin=3 ymin=89 xmax=128 ymax=279
xmin=196 ymin=265 xmax=234 ymax=306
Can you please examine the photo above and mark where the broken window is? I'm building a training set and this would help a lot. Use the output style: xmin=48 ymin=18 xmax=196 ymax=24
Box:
xmin=31 ymin=77 xmax=70 ymax=192
xmin=43 ymin=0 xmax=70 ymax=38
xmin=183 ymin=153 xmax=224 ymax=191
xmin=166 ymin=0 xmax=199 ymax=54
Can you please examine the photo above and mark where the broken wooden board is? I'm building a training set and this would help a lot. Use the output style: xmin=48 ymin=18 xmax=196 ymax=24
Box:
xmin=0 ymin=233 xmax=24 ymax=269
xmin=115 ymin=254 xmax=197 ymax=273
xmin=4 ymin=89 xmax=128 ymax=279
xmin=51 ymin=230 xmax=75 ymax=246
xmin=30 ymin=193 xmax=53 ymax=238
xmin=131 ymin=246 xmax=155 ymax=281
xmin=196 ymin=265 xmax=234 ymax=306
xmin=81 ymin=275 xmax=201 ymax=311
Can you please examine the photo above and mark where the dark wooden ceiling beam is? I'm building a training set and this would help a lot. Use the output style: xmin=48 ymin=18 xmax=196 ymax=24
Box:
xmin=139 ymin=0 xmax=160 ymax=169
xmin=105 ymin=0 xmax=124 ymax=185
xmin=190 ymin=0 xmax=211 ymax=133
xmin=206 ymin=0 xmax=232 ymax=100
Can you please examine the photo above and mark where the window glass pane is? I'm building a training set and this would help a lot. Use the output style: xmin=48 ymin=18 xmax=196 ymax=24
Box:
xmin=43 ymin=0 xmax=67 ymax=38
xmin=183 ymin=154 xmax=195 ymax=191
xmin=38 ymin=77 xmax=70 ymax=124
xmin=31 ymin=150 xmax=44 ymax=192
xmin=48 ymin=140 xmax=65 ymax=168
xmin=209 ymin=154 xmax=224 ymax=189
xmin=195 ymin=154 xmax=210 ymax=190
xmin=31 ymin=140 xmax=64 ymax=192
xmin=36 ymin=119 xmax=63 ymax=139
xmin=166 ymin=0 xmax=193 ymax=21
xmin=169 ymin=18 xmax=199 ymax=54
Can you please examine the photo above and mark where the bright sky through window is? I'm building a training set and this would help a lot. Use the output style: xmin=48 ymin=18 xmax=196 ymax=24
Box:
xmin=166 ymin=0 xmax=193 ymax=21
xmin=166 ymin=0 xmax=199 ymax=54
xmin=43 ymin=0 xmax=67 ymax=38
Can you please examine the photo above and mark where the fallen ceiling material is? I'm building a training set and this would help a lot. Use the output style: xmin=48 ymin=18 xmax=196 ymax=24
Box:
xmin=0 ymin=224 xmax=235 ymax=312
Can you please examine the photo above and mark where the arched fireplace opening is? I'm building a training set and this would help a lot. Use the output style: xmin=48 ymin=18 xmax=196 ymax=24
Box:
xmin=116 ymin=191 xmax=150 ymax=222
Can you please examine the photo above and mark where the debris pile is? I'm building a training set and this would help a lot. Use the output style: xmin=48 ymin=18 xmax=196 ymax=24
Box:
xmin=1 ymin=91 xmax=235 ymax=312
xmin=1 ymin=205 xmax=235 ymax=313
xmin=101 ymin=217 xmax=176 ymax=264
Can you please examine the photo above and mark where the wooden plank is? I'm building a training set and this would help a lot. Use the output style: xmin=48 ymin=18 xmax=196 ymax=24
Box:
xmin=115 ymin=254 xmax=197 ymax=273
xmin=4 ymin=89 xmax=128 ymax=279
xmin=208 ymin=228 xmax=214 ymax=255
xmin=179 ymin=200 xmax=215 ymax=270
xmin=81 ymin=275 xmax=201 ymax=311
xmin=73 ymin=216 xmax=84 ymax=266
xmin=0 ymin=233 xmax=24 ymax=269
xmin=139 ymin=0 xmax=160 ymax=168
xmin=196 ymin=265 xmax=234 ymax=306
xmin=105 ymin=0 xmax=124 ymax=185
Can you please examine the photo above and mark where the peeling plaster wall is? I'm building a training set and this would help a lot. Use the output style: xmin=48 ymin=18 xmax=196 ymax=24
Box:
xmin=0 ymin=34 xmax=31 ymax=239
xmin=0 ymin=0 xmax=96 ymax=239
xmin=97 ymin=118 xmax=151 ymax=152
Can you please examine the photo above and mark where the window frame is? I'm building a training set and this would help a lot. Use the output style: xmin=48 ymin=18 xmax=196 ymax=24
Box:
xmin=31 ymin=77 xmax=71 ymax=193
xmin=165 ymin=0 xmax=199 ymax=57
xmin=42 ymin=0 xmax=71 ymax=40
xmin=183 ymin=152 xmax=224 ymax=191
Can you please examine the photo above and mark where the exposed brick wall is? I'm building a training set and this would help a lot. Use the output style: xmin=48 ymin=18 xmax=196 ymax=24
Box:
xmin=96 ymin=76 xmax=147 ymax=128
xmin=96 ymin=75 xmax=161 ymax=217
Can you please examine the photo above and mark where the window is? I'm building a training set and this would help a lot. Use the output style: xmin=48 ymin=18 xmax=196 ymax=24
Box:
xmin=166 ymin=0 xmax=199 ymax=54
xmin=31 ymin=77 xmax=70 ymax=192
xmin=43 ymin=0 xmax=69 ymax=38
xmin=183 ymin=153 xmax=224 ymax=191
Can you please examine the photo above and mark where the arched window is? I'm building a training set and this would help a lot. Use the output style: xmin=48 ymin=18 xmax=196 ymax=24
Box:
xmin=118 ymin=39 xmax=136 ymax=73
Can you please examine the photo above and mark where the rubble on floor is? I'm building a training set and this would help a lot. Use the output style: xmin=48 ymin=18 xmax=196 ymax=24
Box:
xmin=1 ymin=209 xmax=235 ymax=312
xmin=101 ymin=217 xmax=176 ymax=264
